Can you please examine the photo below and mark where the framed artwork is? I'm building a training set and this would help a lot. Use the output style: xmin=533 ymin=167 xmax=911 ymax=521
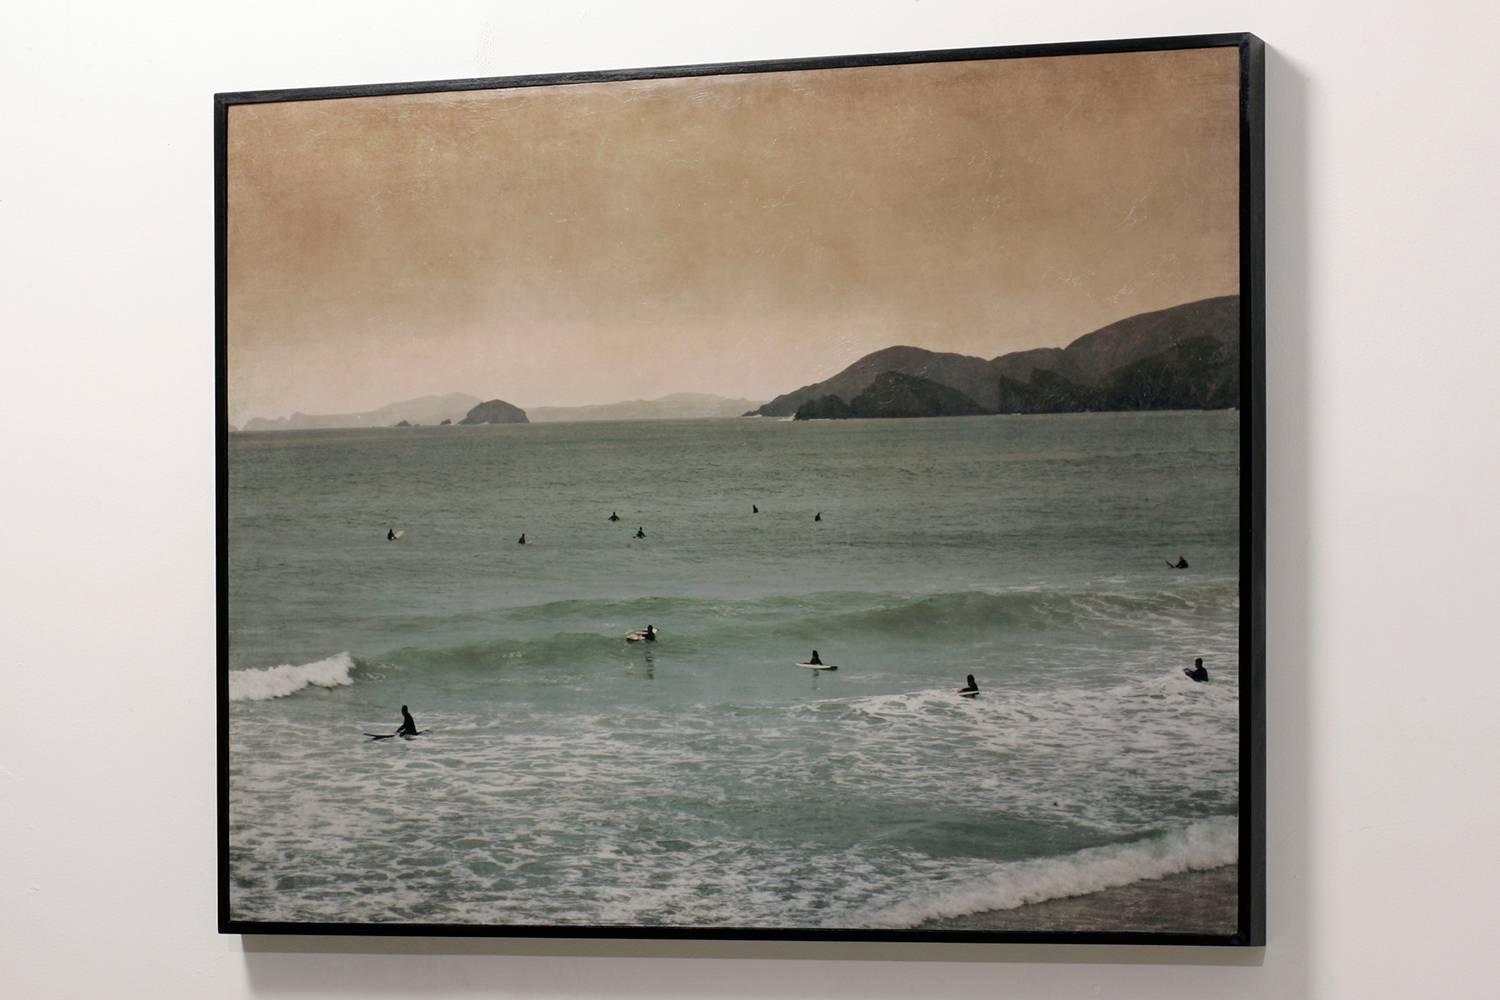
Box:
xmin=217 ymin=31 xmax=1265 ymax=944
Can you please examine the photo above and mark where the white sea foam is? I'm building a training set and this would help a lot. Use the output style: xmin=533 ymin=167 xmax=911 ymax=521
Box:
xmin=850 ymin=815 xmax=1238 ymax=928
xmin=228 ymin=652 xmax=357 ymax=702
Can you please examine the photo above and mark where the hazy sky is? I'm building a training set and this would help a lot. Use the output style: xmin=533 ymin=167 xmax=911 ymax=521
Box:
xmin=227 ymin=47 xmax=1239 ymax=424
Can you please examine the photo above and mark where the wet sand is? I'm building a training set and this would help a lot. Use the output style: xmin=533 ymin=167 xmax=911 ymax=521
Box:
xmin=916 ymin=864 xmax=1238 ymax=934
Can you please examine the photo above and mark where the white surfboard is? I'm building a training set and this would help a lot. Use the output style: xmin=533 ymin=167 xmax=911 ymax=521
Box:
xmin=798 ymin=662 xmax=838 ymax=671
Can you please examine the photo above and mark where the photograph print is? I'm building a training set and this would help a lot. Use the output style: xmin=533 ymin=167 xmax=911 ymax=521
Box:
xmin=219 ymin=34 xmax=1264 ymax=942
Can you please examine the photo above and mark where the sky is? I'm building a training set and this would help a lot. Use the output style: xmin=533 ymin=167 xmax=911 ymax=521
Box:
xmin=226 ymin=46 xmax=1239 ymax=425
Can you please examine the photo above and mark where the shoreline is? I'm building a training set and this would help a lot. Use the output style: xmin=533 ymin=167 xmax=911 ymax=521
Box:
xmin=915 ymin=864 xmax=1238 ymax=934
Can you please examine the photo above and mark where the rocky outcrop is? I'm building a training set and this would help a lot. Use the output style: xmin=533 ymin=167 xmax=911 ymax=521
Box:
xmin=459 ymin=399 xmax=529 ymax=425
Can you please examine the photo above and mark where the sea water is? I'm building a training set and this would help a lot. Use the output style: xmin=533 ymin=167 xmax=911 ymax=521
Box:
xmin=226 ymin=412 xmax=1240 ymax=927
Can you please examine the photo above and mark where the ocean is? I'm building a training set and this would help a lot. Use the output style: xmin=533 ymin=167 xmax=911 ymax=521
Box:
xmin=225 ymin=411 xmax=1240 ymax=929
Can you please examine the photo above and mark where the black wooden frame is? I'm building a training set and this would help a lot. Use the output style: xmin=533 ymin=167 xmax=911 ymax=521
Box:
xmin=216 ymin=31 xmax=1266 ymax=946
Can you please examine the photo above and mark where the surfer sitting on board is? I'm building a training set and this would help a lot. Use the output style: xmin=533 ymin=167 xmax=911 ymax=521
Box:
xmin=1184 ymin=658 xmax=1209 ymax=683
xmin=808 ymin=650 xmax=824 ymax=666
xmin=958 ymin=674 xmax=979 ymax=696
xmin=609 ymin=511 xmax=620 ymax=522
xmin=396 ymin=705 xmax=420 ymax=736
xmin=387 ymin=528 xmax=396 ymax=541
xmin=518 ymin=533 xmax=527 ymax=545
xmin=1167 ymin=555 xmax=1189 ymax=569
xmin=635 ymin=526 xmax=646 ymax=539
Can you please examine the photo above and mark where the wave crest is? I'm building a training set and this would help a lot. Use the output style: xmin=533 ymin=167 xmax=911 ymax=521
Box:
xmin=853 ymin=816 xmax=1238 ymax=928
xmin=228 ymin=652 xmax=357 ymax=702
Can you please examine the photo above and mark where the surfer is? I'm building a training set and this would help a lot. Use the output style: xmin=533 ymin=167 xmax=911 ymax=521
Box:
xmin=1167 ymin=555 xmax=1189 ymax=569
xmin=958 ymin=674 xmax=979 ymax=696
xmin=752 ymin=504 xmax=759 ymax=514
xmin=815 ymin=511 xmax=822 ymax=522
xmin=809 ymin=650 xmax=823 ymax=666
xmin=635 ymin=526 xmax=646 ymax=539
xmin=641 ymin=625 xmax=658 ymax=642
xmin=609 ymin=511 xmax=621 ymax=522
xmin=397 ymin=705 xmax=419 ymax=736
xmin=518 ymin=533 xmax=527 ymax=545
xmin=387 ymin=528 xmax=396 ymax=541
xmin=1184 ymin=658 xmax=1209 ymax=683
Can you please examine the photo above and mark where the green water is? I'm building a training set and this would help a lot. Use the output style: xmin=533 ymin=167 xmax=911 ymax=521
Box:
xmin=227 ymin=412 xmax=1240 ymax=927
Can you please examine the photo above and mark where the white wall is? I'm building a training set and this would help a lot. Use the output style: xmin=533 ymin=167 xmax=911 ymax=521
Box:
xmin=3 ymin=2 xmax=1497 ymax=997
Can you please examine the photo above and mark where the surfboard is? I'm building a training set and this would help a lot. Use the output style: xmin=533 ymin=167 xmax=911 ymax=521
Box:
xmin=364 ymin=733 xmax=396 ymax=740
xmin=798 ymin=662 xmax=838 ymax=671
xmin=958 ymin=689 xmax=979 ymax=698
xmin=625 ymin=629 xmax=658 ymax=642
xmin=365 ymin=731 xmax=423 ymax=740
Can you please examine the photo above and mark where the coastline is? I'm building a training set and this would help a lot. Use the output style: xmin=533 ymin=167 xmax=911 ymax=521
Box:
xmin=915 ymin=864 xmax=1238 ymax=934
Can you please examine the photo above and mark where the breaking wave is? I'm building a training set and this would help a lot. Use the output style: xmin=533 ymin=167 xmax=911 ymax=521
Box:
xmin=852 ymin=815 xmax=1238 ymax=928
xmin=228 ymin=652 xmax=357 ymax=702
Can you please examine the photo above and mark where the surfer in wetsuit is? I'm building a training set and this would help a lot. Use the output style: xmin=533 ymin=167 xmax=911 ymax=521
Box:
xmin=815 ymin=511 xmax=822 ymax=522
xmin=809 ymin=650 xmax=824 ymax=666
xmin=387 ymin=528 xmax=396 ymax=541
xmin=1167 ymin=555 xmax=1189 ymax=569
xmin=396 ymin=705 xmax=419 ymax=736
xmin=518 ymin=533 xmax=527 ymax=545
xmin=635 ymin=526 xmax=646 ymax=539
xmin=752 ymin=504 xmax=759 ymax=514
xmin=609 ymin=511 xmax=620 ymax=522
xmin=958 ymin=674 xmax=979 ymax=696
xmin=643 ymin=625 xmax=657 ymax=642
xmin=1185 ymin=658 xmax=1209 ymax=683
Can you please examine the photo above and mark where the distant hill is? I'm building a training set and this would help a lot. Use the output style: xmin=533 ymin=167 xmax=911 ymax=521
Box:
xmin=459 ymin=399 xmax=529 ymax=425
xmin=998 ymin=295 xmax=1239 ymax=385
xmin=752 ymin=346 xmax=1002 ymax=417
xmin=767 ymin=296 xmax=1240 ymax=420
xmin=242 ymin=393 xmax=482 ymax=432
xmin=795 ymin=372 xmax=989 ymax=420
xmin=529 ymin=393 xmax=764 ymax=423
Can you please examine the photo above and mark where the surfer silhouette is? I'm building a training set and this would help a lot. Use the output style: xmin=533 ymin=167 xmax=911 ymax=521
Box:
xmin=1184 ymin=658 xmax=1209 ymax=683
xmin=815 ymin=511 xmax=822 ymax=522
xmin=752 ymin=504 xmax=759 ymax=514
xmin=1167 ymin=556 xmax=1189 ymax=569
xmin=518 ymin=533 xmax=527 ymax=545
xmin=387 ymin=528 xmax=396 ymax=541
xmin=958 ymin=674 xmax=979 ymax=696
xmin=635 ymin=526 xmax=646 ymax=539
xmin=809 ymin=650 xmax=823 ymax=666
xmin=609 ymin=511 xmax=621 ymax=522
xmin=397 ymin=705 xmax=419 ymax=736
